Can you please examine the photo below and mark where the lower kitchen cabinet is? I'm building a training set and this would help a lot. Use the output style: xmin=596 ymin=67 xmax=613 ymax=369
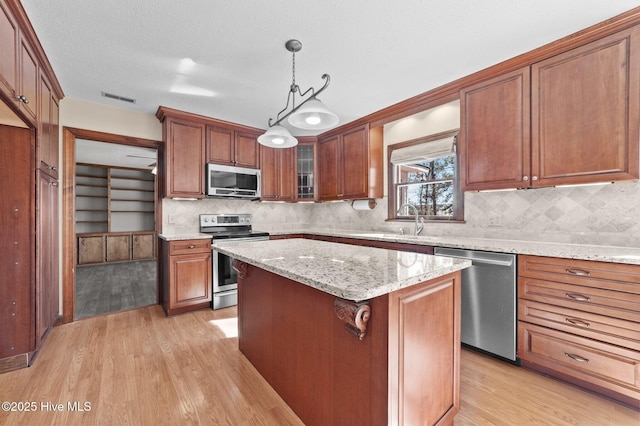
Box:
xmin=160 ymin=239 xmax=212 ymax=316
xmin=518 ymin=255 xmax=640 ymax=409
xmin=78 ymin=232 xmax=156 ymax=265
xmin=77 ymin=234 xmax=105 ymax=265
xmin=0 ymin=125 xmax=35 ymax=363
xmin=132 ymin=232 xmax=155 ymax=260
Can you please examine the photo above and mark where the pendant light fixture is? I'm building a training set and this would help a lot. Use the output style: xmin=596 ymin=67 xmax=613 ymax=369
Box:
xmin=257 ymin=39 xmax=339 ymax=148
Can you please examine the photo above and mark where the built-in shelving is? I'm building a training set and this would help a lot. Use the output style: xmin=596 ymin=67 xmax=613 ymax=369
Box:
xmin=75 ymin=164 xmax=157 ymax=264
xmin=75 ymin=164 xmax=156 ymax=234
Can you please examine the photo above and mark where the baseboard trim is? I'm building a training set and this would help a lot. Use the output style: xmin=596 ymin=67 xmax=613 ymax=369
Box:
xmin=0 ymin=353 xmax=29 ymax=374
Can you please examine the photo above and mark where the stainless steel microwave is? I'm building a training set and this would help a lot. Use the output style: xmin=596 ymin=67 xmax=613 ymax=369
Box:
xmin=206 ymin=163 xmax=261 ymax=199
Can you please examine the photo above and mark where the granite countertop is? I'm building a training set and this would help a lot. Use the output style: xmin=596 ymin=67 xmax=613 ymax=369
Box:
xmin=158 ymin=233 xmax=212 ymax=241
xmin=264 ymin=228 xmax=640 ymax=266
xmin=213 ymin=238 xmax=471 ymax=302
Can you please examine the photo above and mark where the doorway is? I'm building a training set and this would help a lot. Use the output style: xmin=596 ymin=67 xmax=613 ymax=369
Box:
xmin=62 ymin=128 xmax=161 ymax=323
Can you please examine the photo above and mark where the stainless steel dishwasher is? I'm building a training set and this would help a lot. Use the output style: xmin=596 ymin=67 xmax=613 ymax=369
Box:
xmin=434 ymin=247 xmax=517 ymax=361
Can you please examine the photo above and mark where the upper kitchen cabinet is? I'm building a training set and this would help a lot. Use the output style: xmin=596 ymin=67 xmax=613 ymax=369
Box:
xmin=531 ymin=26 xmax=640 ymax=187
xmin=157 ymin=106 xmax=265 ymax=199
xmin=260 ymin=145 xmax=295 ymax=201
xmin=0 ymin=0 xmax=63 ymax=129
xmin=0 ymin=0 xmax=18 ymax=104
xmin=37 ymin=70 xmax=59 ymax=178
xmin=17 ymin=34 xmax=37 ymax=122
xmin=460 ymin=25 xmax=640 ymax=191
xmin=156 ymin=109 xmax=206 ymax=199
xmin=206 ymin=125 xmax=260 ymax=169
xmin=460 ymin=67 xmax=531 ymax=191
xmin=295 ymin=140 xmax=317 ymax=201
xmin=318 ymin=124 xmax=383 ymax=201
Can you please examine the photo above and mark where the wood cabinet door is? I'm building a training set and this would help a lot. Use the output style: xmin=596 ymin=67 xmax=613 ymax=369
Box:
xmin=132 ymin=233 xmax=155 ymax=260
xmin=206 ymin=125 xmax=233 ymax=165
xmin=278 ymin=147 xmax=295 ymax=201
xmin=36 ymin=171 xmax=58 ymax=346
xmin=340 ymin=125 xmax=369 ymax=199
xmin=318 ymin=135 xmax=340 ymax=200
xmin=532 ymin=26 xmax=640 ymax=186
xmin=234 ymin=132 xmax=260 ymax=168
xmin=18 ymin=35 xmax=37 ymax=122
xmin=38 ymin=71 xmax=57 ymax=177
xmin=295 ymin=142 xmax=317 ymax=201
xmin=50 ymin=96 xmax=59 ymax=176
xmin=0 ymin=126 xmax=34 ymax=358
xmin=106 ymin=234 xmax=131 ymax=262
xmin=260 ymin=145 xmax=279 ymax=200
xmin=388 ymin=272 xmax=461 ymax=425
xmin=165 ymin=119 xmax=205 ymax=198
xmin=460 ymin=67 xmax=531 ymax=190
xmin=78 ymin=235 xmax=105 ymax=265
xmin=169 ymin=252 xmax=212 ymax=308
xmin=0 ymin=0 xmax=18 ymax=101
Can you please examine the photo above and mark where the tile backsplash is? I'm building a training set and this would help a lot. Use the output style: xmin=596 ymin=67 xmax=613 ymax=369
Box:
xmin=163 ymin=181 xmax=640 ymax=247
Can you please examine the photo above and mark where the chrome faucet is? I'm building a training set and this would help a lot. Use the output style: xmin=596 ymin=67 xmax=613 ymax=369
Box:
xmin=397 ymin=203 xmax=424 ymax=236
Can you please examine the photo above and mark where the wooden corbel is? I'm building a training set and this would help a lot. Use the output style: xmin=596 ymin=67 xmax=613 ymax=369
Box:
xmin=334 ymin=298 xmax=371 ymax=340
xmin=232 ymin=259 xmax=248 ymax=279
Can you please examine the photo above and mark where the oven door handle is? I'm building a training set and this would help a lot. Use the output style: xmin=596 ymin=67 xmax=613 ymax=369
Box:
xmin=212 ymin=236 xmax=270 ymax=245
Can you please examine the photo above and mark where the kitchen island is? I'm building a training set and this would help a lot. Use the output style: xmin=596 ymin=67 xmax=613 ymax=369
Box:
xmin=214 ymin=238 xmax=471 ymax=426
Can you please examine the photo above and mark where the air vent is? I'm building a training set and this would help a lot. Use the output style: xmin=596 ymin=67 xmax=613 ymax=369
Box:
xmin=101 ymin=91 xmax=136 ymax=104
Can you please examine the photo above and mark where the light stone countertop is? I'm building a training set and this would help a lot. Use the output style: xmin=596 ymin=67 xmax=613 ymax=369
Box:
xmin=158 ymin=233 xmax=212 ymax=241
xmin=213 ymin=238 xmax=471 ymax=302
xmin=263 ymin=228 xmax=640 ymax=266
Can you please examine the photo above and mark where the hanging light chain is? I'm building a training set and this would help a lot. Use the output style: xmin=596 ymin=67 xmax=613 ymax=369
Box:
xmin=291 ymin=48 xmax=298 ymax=108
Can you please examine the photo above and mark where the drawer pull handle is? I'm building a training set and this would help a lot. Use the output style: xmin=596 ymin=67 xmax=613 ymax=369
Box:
xmin=566 ymin=293 xmax=590 ymax=302
xmin=565 ymin=317 xmax=590 ymax=327
xmin=566 ymin=268 xmax=590 ymax=276
xmin=187 ymin=245 xmax=196 ymax=249
xmin=564 ymin=352 xmax=589 ymax=363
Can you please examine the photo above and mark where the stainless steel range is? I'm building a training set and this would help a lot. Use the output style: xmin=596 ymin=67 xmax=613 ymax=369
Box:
xmin=200 ymin=214 xmax=269 ymax=309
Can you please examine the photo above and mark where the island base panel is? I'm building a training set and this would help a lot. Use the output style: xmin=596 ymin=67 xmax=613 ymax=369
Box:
xmin=237 ymin=262 xmax=461 ymax=426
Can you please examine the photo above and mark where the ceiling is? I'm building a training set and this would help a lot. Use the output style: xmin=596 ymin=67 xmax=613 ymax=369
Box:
xmin=76 ymin=139 xmax=156 ymax=170
xmin=20 ymin=1 xmax=640 ymax=136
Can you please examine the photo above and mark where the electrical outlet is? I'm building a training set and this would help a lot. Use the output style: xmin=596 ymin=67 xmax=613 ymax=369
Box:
xmin=488 ymin=214 xmax=502 ymax=227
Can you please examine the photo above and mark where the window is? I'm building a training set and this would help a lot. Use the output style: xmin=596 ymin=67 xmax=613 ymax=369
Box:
xmin=388 ymin=129 xmax=463 ymax=222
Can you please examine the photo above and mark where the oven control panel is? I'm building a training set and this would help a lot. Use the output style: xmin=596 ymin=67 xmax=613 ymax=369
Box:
xmin=200 ymin=214 xmax=252 ymax=227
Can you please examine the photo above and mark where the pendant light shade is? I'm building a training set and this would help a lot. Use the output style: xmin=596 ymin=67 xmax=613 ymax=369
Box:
xmin=287 ymin=98 xmax=339 ymax=130
xmin=257 ymin=125 xmax=298 ymax=148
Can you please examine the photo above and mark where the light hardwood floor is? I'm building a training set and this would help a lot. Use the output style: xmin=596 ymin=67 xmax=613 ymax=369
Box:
xmin=0 ymin=305 xmax=637 ymax=425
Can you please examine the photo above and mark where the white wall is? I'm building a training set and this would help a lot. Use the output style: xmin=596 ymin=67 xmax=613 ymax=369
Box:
xmin=59 ymin=98 xmax=162 ymax=140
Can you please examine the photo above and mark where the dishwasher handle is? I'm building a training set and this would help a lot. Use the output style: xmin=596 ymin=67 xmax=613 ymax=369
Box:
xmin=434 ymin=249 xmax=514 ymax=267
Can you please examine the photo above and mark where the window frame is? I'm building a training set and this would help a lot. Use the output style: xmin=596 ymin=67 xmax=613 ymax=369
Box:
xmin=387 ymin=129 xmax=464 ymax=223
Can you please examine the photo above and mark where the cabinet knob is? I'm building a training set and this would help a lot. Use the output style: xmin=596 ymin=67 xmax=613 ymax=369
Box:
xmin=187 ymin=244 xmax=196 ymax=249
xmin=522 ymin=176 xmax=529 ymax=181
xmin=51 ymin=166 xmax=57 ymax=171
xmin=51 ymin=182 xmax=58 ymax=187
xmin=532 ymin=176 xmax=538 ymax=181
xmin=17 ymin=95 xmax=29 ymax=104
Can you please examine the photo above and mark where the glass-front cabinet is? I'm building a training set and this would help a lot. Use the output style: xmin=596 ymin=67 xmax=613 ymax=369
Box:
xmin=296 ymin=142 xmax=317 ymax=201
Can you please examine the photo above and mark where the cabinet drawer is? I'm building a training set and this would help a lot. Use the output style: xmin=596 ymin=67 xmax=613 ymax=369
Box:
xmin=168 ymin=239 xmax=211 ymax=255
xmin=519 ymin=277 xmax=640 ymax=322
xmin=518 ymin=323 xmax=640 ymax=401
xmin=519 ymin=255 xmax=640 ymax=293
xmin=519 ymin=299 xmax=640 ymax=351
